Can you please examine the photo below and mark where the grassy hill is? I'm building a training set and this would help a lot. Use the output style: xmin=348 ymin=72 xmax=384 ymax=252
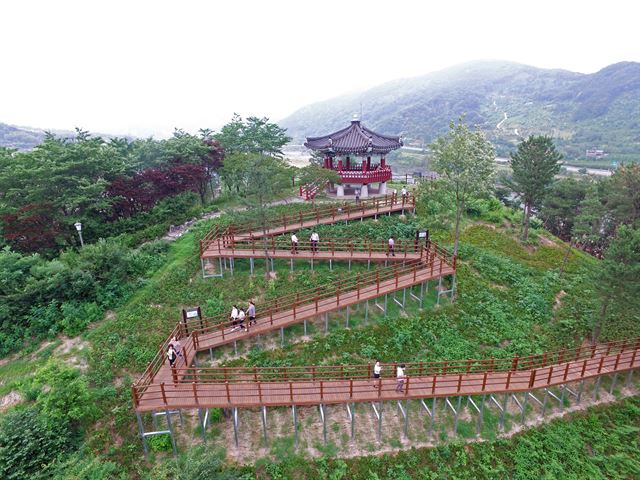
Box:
xmin=1 ymin=192 xmax=638 ymax=478
xmin=280 ymin=61 xmax=640 ymax=162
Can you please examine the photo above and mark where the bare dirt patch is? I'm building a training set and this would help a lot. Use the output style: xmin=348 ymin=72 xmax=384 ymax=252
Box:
xmin=0 ymin=391 xmax=23 ymax=412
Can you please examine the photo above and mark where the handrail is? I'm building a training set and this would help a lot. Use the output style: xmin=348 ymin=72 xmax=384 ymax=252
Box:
xmin=201 ymin=193 xmax=415 ymax=252
xmin=132 ymin=338 xmax=640 ymax=409
xmin=154 ymin=337 xmax=640 ymax=384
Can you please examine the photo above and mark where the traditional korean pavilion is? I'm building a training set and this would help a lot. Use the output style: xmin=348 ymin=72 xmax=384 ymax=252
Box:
xmin=304 ymin=115 xmax=403 ymax=198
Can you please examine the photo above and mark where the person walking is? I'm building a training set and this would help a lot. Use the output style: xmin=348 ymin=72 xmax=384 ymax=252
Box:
xmin=167 ymin=345 xmax=177 ymax=367
xmin=401 ymin=186 xmax=408 ymax=202
xmin=388 ymin=237 xmax=395 ymax=256
xmin=170 ymin=336 xmax=182 ymax=358
xmin=395 ymin=364 xmax=406 ymax=393
xmin=291 ymin=233 xmax=299 ymax=254
xmin=230 ymin=305 xmax=239 ymax=330
xmin=310 ymin=232 xmax=319 ymax=253
xmin=247 ymin=301 xmax=256 ymax=326
xmin=372 ymin=360 xmax=382 ymax=389
xmin=238 ymin=308 xmax=247 ymax=332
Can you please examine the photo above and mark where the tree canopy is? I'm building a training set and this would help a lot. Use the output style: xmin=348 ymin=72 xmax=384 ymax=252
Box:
xmin=430 ymin=119 xmax=495 ymax=255
xmin=214 ymin=114 xmax=291 ymax=157
xmin=509 ymin=136 xmax=562 ymax=240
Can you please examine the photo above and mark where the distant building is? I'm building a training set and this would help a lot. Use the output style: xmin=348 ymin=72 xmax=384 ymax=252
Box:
xmin=586 ymin=148 xmax=608 ymax=159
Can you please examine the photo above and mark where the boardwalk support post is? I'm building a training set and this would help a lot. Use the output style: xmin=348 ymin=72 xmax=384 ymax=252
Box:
xmin=165 ymin=409 xmax=178 ymax=457
xmin=232 ymin=407 xmax=239 ymax=448
xmin=371 ymin=402 xmax=383 ymax=442
xmin=346 ymin=403 xmax=355 ymax=441
xmin=610 ymin=372 xmax=618 ymax=395
xmin=346 ymin=305 xmax=350 ymax=328
xmin=319 ymin=404 xmax=327 ymax=444
xmin=198 ymin=409 xmax=206 ymax=443
xmin=292 ymin=405 xmax=299 ymax=448
xmin=397 ymin=400 xmax=409 ymax=439
xmin=136 ymin=412 xmax=149 ymax=458
xmin=261 ymin=406 xmax=268 ymax=445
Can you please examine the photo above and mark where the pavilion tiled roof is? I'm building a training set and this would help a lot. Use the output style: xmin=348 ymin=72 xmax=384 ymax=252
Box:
xmin=305 ymin=120 xmax=402 ymax=155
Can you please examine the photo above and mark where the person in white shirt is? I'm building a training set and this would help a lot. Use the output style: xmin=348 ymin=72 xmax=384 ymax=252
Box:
xmin=401 ymin=187 xmax=408 ymax=202
xmin=230 ymin=305 xmax=239 ymax=329
xmin=372 ymin=360 xmax=382 ymax=388
xmin=238 ymin=308 xmax=247 ymax=332
xmin=388 ymin=237 xmax=395 ymax=256
xmin=310 ymin=232 xmax=319 ymax=253
xmin=169 ymin=336 xmax=182 ymax=357
xmin=395 ymin=364 xmax=406 ymax=392
xmin=291 ymin=233 xmax=299 ymax=254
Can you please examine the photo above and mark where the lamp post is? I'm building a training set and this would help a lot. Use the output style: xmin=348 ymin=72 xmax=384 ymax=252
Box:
xmin=74 ymin=222 xmax=84 ymax=247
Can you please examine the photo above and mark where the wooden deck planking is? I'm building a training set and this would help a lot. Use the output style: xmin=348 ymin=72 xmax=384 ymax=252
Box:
xmin=135 ymin=350 xmax=639 ymax=411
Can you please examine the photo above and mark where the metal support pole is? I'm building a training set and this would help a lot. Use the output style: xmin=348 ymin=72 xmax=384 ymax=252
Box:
xmin=230 ymin=258 xmax=234 ymax=275
xmin=429 ymin=397 xmax=437 ymax=439
xmin=261 ymin=406 xmax=268 ymax=445
xmin=209 ymin=348 xmax=214 ymax=362
xmin=610 ymin=373 xmax=618 ymax=395
xmin=325 ymin=313 xmax=329 ymax=334
xmin=250 ymin=257 xmax=254 ymax=275
xmin=479 ymin=395 xmax=486 ymax=435
xmin=329 ymin=259 xmax=332 ymax=271
xmin=219 ymin=257 xmax=223 ymax=278
xmin=384 ymin=293 xmax=388 ymax=313
xmin=437 ymin=277 xmax=443 ymax=305
xmin=270 ymin=257 xmax=274 ymax=272
xmin=166 ymin=409 xmax=178 ymax=457
xmin=365 ymin=299 xmax=369 ymax=324
xmin=500 ymin=393 xmax=508 ymax=430
xmin=292 ymin=405 xmax=299 ymax=448
xmin=232 ymin=407 xmax=239 ymax=448
xmin=455 ymin=396 xmax=462 ymax=434
xmin=319 ymin=404 xmax=327 ymax=444
xmin=198 ymin=409 xmax=206 ymax=443
xmin=521 ymin=393 xmax=529 ymax=424
xmin=346 ymin=305 xmax=350 ymax=328
xmin=290 ymin=258 xmax=293 ymax=272
xmin=593 ymin=376 xmax=602 ymax=401
xmin=304 ymin=319 xmax=307 ymax=336
xmin=541 ymin=389 xmax=549 ymax=416
xmin=377 ymin=402 xmax=383 ymax=442
xmin=234 ymin=341 xmax=238 ymax=356
xmin=280 ymin=327 xmax=285 ymax=347
xmin=347 ymin=403 xmax=355 ymax=441
xmin=577 ymin=380 xmax=585 ymax=404
xmin=420 ymin=281 xmax=425 ymax=308
xmin=626 ymin=370 xmax=634 ymax=388
xmin=136 ymin=412 xmax=149 ymax=458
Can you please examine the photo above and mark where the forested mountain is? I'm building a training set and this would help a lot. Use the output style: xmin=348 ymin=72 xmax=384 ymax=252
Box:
xmin=280 ymin=61 xmax=640 ymax=160
xmin=0 ymin=123 xmax=49 ymax=150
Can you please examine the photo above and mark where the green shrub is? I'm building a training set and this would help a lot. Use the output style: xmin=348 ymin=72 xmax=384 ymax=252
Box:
xmin=148 ymin=434 xmax=173 ymax=452
xmin=0 ymin=407 xmax=73 ymax=480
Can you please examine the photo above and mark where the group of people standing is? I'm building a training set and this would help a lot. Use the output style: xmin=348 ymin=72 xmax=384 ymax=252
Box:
xmin=166 ymin=336 xmax=182 ymax=367
xmin=229 ymin=301 xmax=256 ymax=332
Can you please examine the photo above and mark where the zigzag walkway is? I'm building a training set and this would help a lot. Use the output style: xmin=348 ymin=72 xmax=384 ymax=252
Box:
xmin=132 ymin=194 xmax=640 ymax=454
xmin=134 ymin=194 xmax=457 ymax=410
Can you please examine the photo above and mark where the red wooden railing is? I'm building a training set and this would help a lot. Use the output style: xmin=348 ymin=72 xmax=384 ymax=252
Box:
xmin=132 ymin=338 xmax=640 ymax=410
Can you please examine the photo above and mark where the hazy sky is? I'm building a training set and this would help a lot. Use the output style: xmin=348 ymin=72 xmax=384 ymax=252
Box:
xmin=2 ymin=0 xmax=638 ymax=137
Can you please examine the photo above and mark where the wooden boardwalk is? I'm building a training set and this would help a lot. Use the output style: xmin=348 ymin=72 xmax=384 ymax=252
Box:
xmin=134 ymin=339 xmax=640 ymax=411
xmin=134 ymin=194 xmax=461 ymax=412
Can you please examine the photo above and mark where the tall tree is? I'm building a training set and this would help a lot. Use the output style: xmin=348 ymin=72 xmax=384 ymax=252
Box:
xmin=509 ymin=136 xmax=562 ymax=241
xmin=592 ymin=225 xmax=640 ymax=341
xmin=214 ymin=114 xmax=291 ymax=157
xmin=430 ymin=119 xmax=495 ymax=255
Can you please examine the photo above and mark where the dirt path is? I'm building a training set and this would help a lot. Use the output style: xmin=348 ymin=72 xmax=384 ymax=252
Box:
xmin=162 ymin=196 xmax=304 ymax=242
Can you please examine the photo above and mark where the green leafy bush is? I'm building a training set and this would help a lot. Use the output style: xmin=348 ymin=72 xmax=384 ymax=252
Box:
xmin=0 ymin=407 xmax=72 ymax=480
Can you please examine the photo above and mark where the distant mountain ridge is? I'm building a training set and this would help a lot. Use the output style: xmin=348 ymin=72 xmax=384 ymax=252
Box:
xmin=0 ymin=123 xmax=132 ymax=150
xmin=280 ymin=61 xmax=640 ymax=160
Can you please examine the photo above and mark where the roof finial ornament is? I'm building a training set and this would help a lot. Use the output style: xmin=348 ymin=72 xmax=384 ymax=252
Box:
xmin=352 ymin=113 xmax=360 ymax=123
